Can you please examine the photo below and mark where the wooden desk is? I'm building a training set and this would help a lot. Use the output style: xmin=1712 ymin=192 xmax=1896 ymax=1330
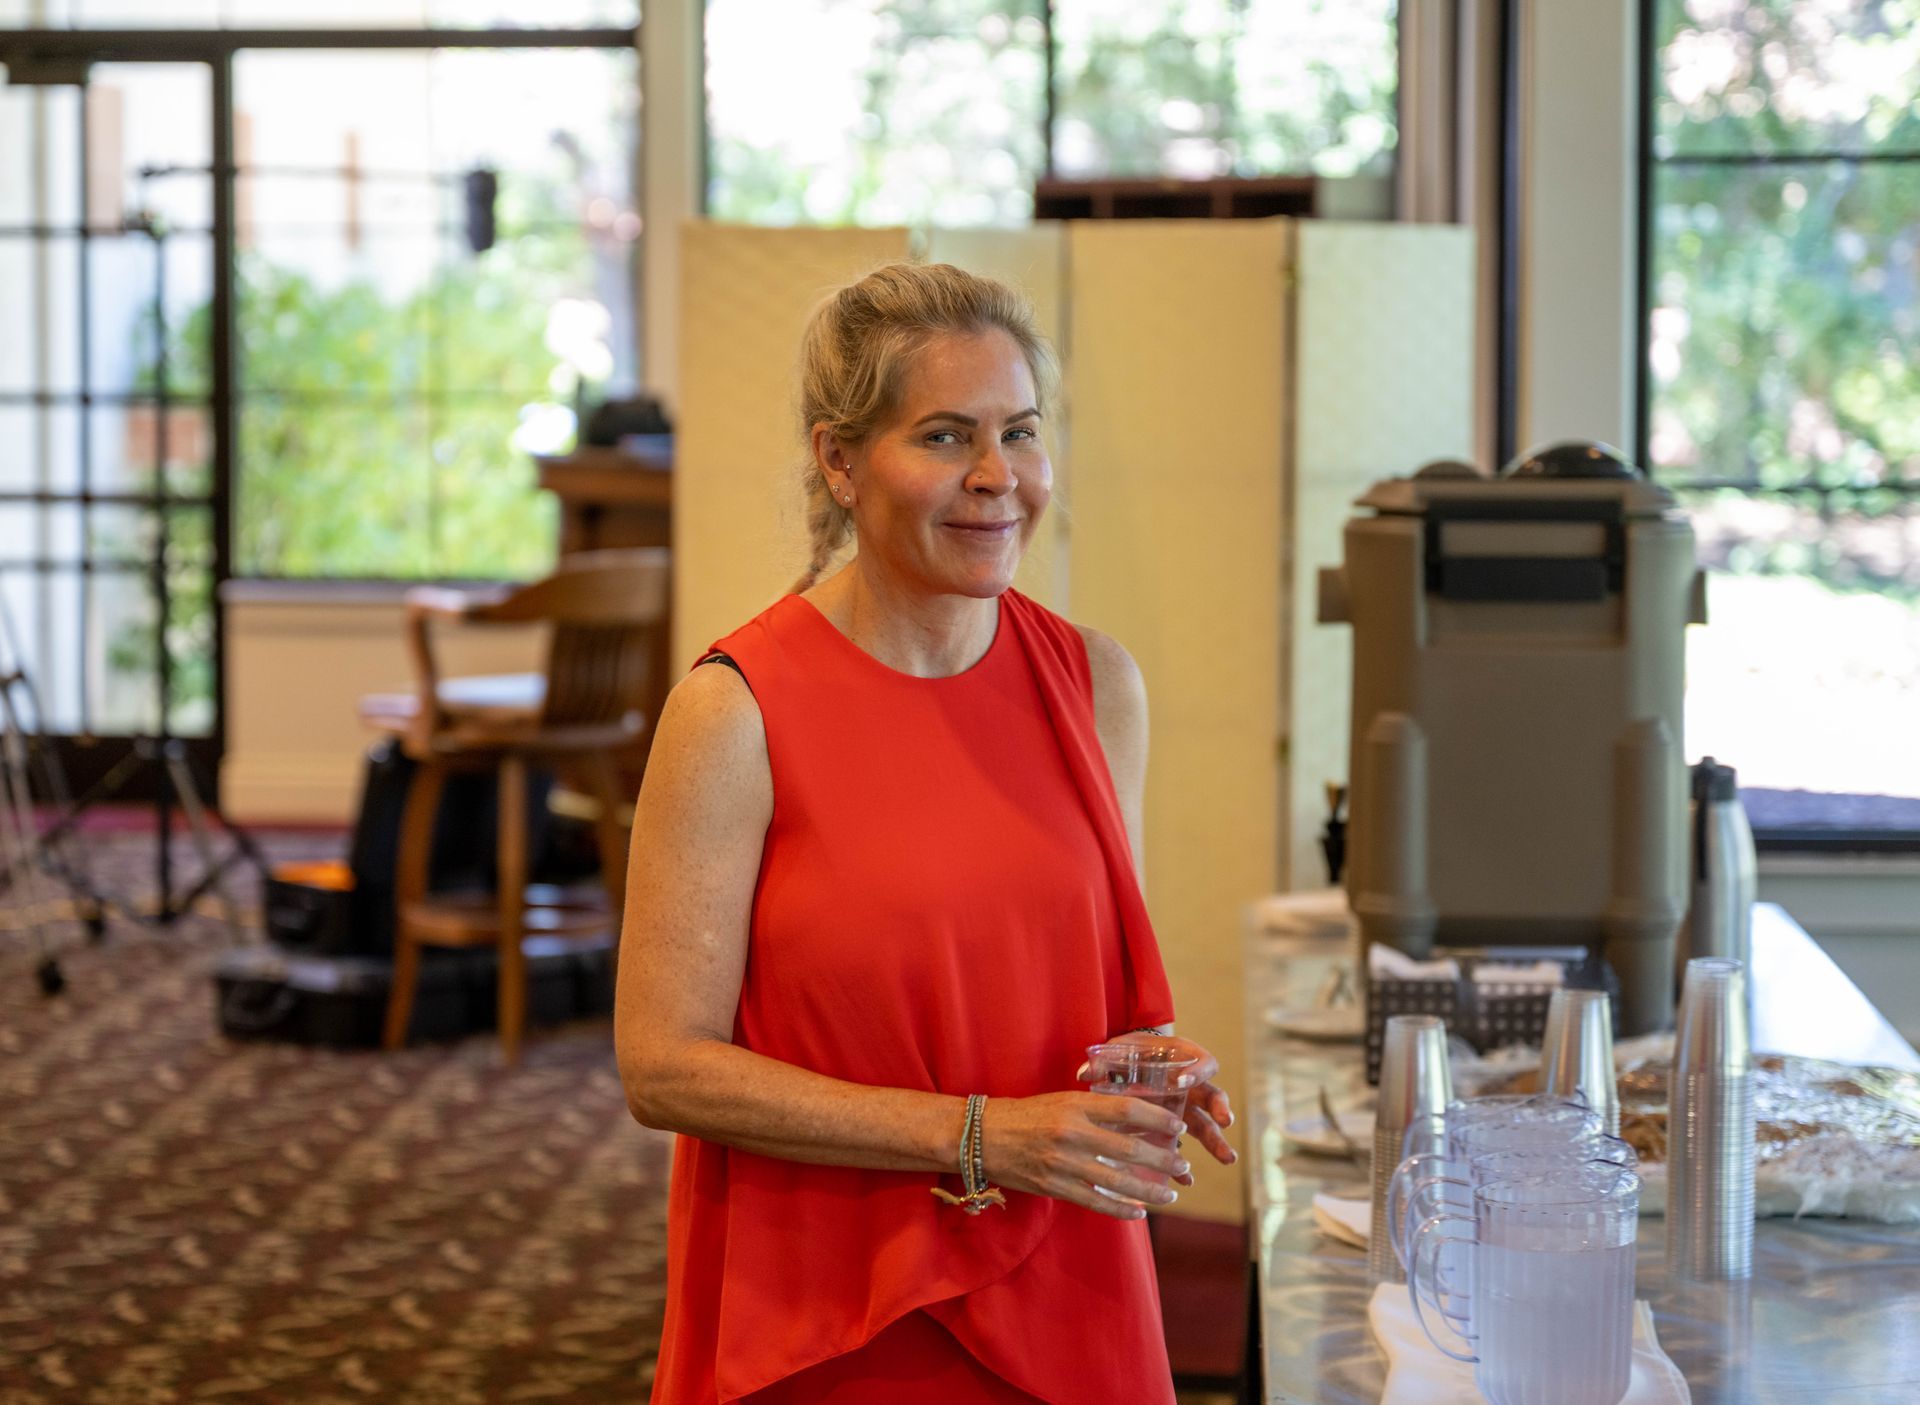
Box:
xmin=534 ymin=443 xmax=672 ymax=557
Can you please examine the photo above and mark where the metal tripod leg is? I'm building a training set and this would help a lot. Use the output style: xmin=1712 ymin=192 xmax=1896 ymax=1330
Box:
xmin=166 ymin=748 xmax=246 ymax=941
xmin=0 ymin=676 xmax=31 ymax=906
xmin=24 ymin=717 xmax=101 ymax=937
xmin=0 ymin=670 xmax=105 ymax=939
xmin=0 ymin=688 xmax=60 ymax=991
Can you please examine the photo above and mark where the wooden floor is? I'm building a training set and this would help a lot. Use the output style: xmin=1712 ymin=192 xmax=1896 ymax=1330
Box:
xmin=1176 ymin=1392 xmax=1236 ymax=1404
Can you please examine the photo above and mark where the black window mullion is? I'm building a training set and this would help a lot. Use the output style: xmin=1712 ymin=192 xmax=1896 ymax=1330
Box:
xmin=0 ymin=389 xmax=214 ymax=406
xmin=75 ymin=75 xmax=94 ymax=736
xmin=0 ymin=29 xmax=639 ymax=61
xmin=1657 ymin=150 xmax=1920 ymax=167
xmin=1633 ymin=0 xmax=1656 ymax=481
xmin=1040 ymin=0 xmax=1057 ymax=179
xmin=211 ymin=49 xmax=237 ymax=764
xmin=1672 ymin=480 xmax=1920 ymax=498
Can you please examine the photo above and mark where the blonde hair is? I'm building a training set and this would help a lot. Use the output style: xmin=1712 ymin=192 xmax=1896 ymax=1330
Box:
xmin=791 ymin=261 xmax=1059 ymax=591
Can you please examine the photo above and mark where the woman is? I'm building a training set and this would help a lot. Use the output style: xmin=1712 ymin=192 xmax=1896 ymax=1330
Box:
xmin=615 ymin=261 xmax=1235 ymax=1404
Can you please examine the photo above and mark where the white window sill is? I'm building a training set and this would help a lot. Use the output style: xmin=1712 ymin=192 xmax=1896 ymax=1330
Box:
xmin=1759 ymin=852 xmax=1920 ymax=880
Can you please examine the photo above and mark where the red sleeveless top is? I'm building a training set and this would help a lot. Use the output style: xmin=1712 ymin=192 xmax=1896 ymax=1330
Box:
xmin=649 ymin=590 xmax=1177 ymax=1405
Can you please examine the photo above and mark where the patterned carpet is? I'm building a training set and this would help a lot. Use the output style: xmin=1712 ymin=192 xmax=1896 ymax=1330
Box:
xmin=0 ymin=831 xmax=673 ymax=1405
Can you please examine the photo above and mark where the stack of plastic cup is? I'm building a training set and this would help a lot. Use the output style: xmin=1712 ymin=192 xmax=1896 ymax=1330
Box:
xmin=1369 ymin=1014 xmax=1452 ymax=1283
xmin=1667 ymin=956 xmax=1755 ymax=1280
xmin=1541 ymin=988 xmax=1620 ymax=1135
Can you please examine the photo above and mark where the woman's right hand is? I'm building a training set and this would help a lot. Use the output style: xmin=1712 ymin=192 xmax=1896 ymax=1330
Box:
xmin=977 ymin=1092 xmax=1190 ymax=1220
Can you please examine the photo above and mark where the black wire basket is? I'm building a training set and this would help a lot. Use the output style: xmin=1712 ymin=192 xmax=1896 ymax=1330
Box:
xmin=1363 ymin=951 xmax=1622 ymax=1086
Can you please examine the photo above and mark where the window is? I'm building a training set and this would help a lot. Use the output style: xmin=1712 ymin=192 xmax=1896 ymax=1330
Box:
xmin=0 ymin=64 xmax=220 ymax=739
xmin=1643 ymin=0 xmax=1920 ymax=842
xmin=0 ymin=10 xmax=639 ymax=764
xmin=230 ymin=44 xmax=638 ymax=579
xmin=703 ymin=0 xmax=1400 ymax=227
xmin=704 ymin=0 xmax=1049 ymax=227
xmin=3 ymin=1 xmax=636 ymax=26
xmin=1052 ymin=0 xmax=1398 ymax=181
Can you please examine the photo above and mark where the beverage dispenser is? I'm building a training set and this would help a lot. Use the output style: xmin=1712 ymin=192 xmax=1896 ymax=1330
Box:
xmin=1317 ymin=442 xmax=1708 ymax=1034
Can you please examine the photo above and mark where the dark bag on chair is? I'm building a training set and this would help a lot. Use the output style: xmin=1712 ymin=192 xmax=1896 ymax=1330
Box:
xmin=265 ymin=739 xmax=551 ymax=958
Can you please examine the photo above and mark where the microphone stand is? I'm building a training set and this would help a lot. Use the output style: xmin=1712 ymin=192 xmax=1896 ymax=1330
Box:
xmin=30 ymin=208 xmax=268 ymax=943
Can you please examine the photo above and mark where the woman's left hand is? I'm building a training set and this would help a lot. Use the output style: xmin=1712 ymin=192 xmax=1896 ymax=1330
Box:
xmin=1108 ymin=1031 xmax=1236 ymax=1185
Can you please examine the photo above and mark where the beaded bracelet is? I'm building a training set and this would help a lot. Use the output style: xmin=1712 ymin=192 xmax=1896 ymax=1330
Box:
xmin=930 ymin=1092 xmax=1006 ymax=1215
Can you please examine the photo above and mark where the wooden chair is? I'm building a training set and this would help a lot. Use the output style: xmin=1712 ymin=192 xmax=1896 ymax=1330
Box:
xmin=360 ymin=548 xmax=670 ymax=1063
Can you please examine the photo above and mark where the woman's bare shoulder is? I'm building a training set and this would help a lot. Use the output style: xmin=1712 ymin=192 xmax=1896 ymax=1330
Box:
xmin=1073 ymin=624 xmax=1147 ymax=715
xmin=643 ymin=661 xmax=772 ymax=813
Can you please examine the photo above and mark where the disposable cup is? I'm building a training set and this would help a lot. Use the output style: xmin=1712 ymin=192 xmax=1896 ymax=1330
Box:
xmin=1082 ymin=1041 xmax=1196 ymax=1207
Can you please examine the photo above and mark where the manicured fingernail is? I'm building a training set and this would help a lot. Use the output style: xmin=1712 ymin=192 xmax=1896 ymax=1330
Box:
xmin=1172 ymin=1159 xmax=1191 ymax=1177
xmin=1157 ymin=1188 xmax=1179 ymax=1204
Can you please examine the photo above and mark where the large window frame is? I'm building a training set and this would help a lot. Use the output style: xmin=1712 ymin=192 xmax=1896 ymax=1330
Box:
xmin=1631 ymin=0 xmax=1920 ymax=853
xmin=0 ymin=25 xmax=639 ymax=785
xmin=699 ymin=0 xmax=1404 ymax=229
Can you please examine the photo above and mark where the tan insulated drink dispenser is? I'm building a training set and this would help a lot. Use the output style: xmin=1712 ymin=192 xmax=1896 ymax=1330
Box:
xmin=1317 ymin=442 xmax=1708 ymax=1035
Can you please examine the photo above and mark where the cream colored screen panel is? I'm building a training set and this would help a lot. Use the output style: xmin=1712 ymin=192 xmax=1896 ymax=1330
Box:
xmin=923 ymin=225 xmax=1066 ymax=349
xmin=674 ymin=223 xmax=910 ymax=666
xmin=1289 ymin=222 xmax=1475 ymax=888
xmin=1067 ymin=220 xmax=1291 ymax=1221
xmin=923 ymin=225 xmax=1068 ymax=610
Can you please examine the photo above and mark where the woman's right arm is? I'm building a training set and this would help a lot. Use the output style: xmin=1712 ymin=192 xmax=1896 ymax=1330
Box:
xmin=612 ymin=663 xmax=1187 ymax=1218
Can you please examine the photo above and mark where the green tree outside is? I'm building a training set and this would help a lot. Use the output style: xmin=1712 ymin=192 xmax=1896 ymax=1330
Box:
xmin=704 ymin=0 xmax=1397 ymax=227
xmin=1649 ymin=0 xmax=1920 ymax=596
xmin=119 ymin=218 xmax=595 ymax=724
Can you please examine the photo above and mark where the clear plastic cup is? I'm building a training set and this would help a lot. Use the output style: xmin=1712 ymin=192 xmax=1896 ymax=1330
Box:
xmin=1081 ymin=1042 xmax=1196 ymax=1206
xmin=1542 ymin=988 xmax=1620 ymax=1135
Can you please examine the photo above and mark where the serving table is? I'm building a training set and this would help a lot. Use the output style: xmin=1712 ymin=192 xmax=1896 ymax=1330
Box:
xmin=1243 ymin=895 xmax=1920 ymax=1404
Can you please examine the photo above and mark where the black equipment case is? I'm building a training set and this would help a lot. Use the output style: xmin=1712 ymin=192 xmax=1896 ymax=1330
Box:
xmin=214 ymin=937 xmax=615 ymax=1049
xmin=218 ymin=740 xmax=606 ymax=1048
xmin=262 ymin=739 xmax=554 ymax=960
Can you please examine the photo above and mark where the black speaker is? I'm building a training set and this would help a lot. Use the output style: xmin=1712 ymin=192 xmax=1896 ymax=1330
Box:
xmin=463 ymin=167 xmax=498 ymax=254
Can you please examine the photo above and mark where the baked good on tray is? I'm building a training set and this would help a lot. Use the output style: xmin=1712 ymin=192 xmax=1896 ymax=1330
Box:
xmin=1468 ymin=1042 xmax=1920 ymax=1223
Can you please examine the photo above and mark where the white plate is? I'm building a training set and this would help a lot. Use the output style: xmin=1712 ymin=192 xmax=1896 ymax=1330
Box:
xmin=1310 ymin=1191 xmax=1372 ymax=1248
xmin=1282 ymin=1109 xmax=1376 ymax=1158
xmin=1265 ymin=1005 xmax=1366 ymax=1043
